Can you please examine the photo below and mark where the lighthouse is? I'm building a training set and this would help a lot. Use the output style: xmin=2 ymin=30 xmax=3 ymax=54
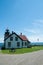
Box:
xmin=4 ymin=29 xmax=10 ymax=40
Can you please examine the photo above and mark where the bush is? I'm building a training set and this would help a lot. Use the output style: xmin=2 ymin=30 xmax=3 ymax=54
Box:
xmin=9 ymin=48 xmax=16 ymax=52
xmin=27 ymin=45 xmax=32 ymax=48
xmin=1 ymin=46 xmax=5 ymax=50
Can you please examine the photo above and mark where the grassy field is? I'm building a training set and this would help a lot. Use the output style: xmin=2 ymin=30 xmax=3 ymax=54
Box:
xmin=1 ymin=46 xmax=43 ymax=54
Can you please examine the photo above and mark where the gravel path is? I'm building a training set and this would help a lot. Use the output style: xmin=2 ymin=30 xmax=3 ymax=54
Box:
xmin=0 ymin=50 xmax=43 ymax=65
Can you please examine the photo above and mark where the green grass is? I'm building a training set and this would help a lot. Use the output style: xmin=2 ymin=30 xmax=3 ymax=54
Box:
xmin=1 ymin=46 xmax=43 ymax=54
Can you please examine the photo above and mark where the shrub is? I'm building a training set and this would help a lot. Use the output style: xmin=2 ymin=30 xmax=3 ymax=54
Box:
xmin=1 ymin=46 xmax=5 ymax=50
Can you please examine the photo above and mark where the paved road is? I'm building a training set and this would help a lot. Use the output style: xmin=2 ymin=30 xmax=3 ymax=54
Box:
xmin=0 ymin=50 xmax=43 ymax=65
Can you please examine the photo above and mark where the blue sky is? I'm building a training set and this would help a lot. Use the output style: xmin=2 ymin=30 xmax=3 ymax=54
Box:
xmin=0 ymin=0 xmax=43 ymax=42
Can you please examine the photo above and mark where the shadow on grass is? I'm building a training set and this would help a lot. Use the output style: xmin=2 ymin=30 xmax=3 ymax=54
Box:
xmin=1 ymin=46 xmax=43 ymax=54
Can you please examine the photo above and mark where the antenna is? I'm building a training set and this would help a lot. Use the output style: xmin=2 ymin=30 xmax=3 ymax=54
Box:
xmin=37 ymin=38 xmax=39 ymax=42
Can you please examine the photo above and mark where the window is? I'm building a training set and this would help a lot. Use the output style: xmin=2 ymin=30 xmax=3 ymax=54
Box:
xmin=8 ymin=42 xmax=11 ymax=47
xmin=15 ymin=37 xmax=18 ymax=41
xmin=22 ymin=42 xmax=23 ymax=46
xmin=17 ymin=42 xmax=20 ymax=46
xmin=10 ymin=37 xmax=13 ymax=41
xmin=25 ymin=42 xmax=27 ymax=46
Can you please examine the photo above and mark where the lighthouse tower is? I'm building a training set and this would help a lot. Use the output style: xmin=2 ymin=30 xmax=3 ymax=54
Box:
xmin=4 ymin=29 xmax=10 ymax=40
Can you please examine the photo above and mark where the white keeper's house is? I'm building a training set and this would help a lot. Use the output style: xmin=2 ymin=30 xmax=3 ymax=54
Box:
xmin=4 ymin=29 xmax=30 ymax=49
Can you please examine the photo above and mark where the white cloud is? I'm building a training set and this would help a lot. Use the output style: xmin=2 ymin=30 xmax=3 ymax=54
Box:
xmin=23 ymin=19 xmax=43 ymax=42
xmin=35 ymin=20 xmax=43 ymax=23
xmin=24 ymin=28 xmax=40 ymax=34
xmin=0 ymin=38 xmax=4 ymax=43
xmin=32 ymin=19 xmax=43 ymax=27
xmin=24 ymin=29 xmax=43 ymax=42
xmin=24 ymin=29 xmax=35 ymax=33
xmin=27 ymin=35 xmax=43 ymax=42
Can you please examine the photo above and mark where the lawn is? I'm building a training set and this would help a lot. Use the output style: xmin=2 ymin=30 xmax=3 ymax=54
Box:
xmin=1 ymin=46 xmax=43 ymax=54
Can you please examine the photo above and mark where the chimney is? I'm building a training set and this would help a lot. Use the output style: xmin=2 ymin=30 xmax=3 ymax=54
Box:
xmin=12 ymin=31 xmax=14 ymax=34
xmin=20 ymin=33 xmax=22 ymax=36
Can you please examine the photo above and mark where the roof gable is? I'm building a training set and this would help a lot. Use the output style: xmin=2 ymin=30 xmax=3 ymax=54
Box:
xmin=4 ymin=32 xmax=23 ymax=41
xmin=4 ymin=32 xmax=30 ymax=43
